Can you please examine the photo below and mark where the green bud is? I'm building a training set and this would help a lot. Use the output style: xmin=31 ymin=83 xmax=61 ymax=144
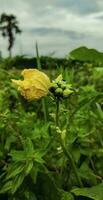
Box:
xmin=61 ymin=83 xmax=66 ymax=89
xmin=61 ymin=129 xmax=66 ymax=140
xmin=56 ymin=127 xmax=61 ymax=134
xmin=57 ymin=146 xmax=62 ymax=153
xmin=63 ymin=88 xmax=73 ymax=97
xmin=49 ymin=113 xmax=56 ymax=120
xmin=49 ymin=82 xmax=58 ymax=93
xmin=55 ymin=88 xmax=63 ymax=94
xmin=55 ymin=79 xmax=59 ymax=84
xmin=50 ymin=82 xmax=58 ymax=89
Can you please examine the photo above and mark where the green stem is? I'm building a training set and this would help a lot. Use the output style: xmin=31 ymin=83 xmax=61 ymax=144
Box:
xmin=59 ymin=136 xmax=83 ymax=187
xmin=42 ymin=97 xmax=49 ymax=123
xmin=56 ymin=98 xmax=59 ymax=127
xmin=56 ymin=99 xmax=83 ymax=188
xmin=36 ymin=42 xmax=49 ymax=124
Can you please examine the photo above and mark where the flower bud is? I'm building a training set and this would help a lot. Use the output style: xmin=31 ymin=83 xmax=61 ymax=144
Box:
xmin=61 ymin=83 xmax=66 ymax=89
xmin=55 ymin=88 xmax=63 ymax=95
xmin=61 ymin=129 xmax=66 ymax=140
xmin=63 ymin=88 xmax=73 ymax=98
xmin=50 ymin=82 xmax=58 ymax=89
xmin=50 ymin=74 xmax=74 ymax=99
xmin=56 ymin=127 xmax=61 ymax=134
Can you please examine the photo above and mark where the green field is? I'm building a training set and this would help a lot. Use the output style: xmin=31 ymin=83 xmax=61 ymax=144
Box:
xmin=0 ymin=47 xmax=103 ymax=200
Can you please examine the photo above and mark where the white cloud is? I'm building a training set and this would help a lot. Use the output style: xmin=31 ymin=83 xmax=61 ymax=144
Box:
xmin=0 ymin=0 xmax=103 ymax=57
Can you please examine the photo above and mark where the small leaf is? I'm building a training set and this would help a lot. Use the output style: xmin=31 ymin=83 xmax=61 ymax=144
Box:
xmin=30 ymin=166 xmax=38 ymax=184
xmin=95 ymin=103 xmax=103 ymax=122
xmin=24 ymin=161 xmax=33 ymax=175
xmin=24 ymin=137 xmax=34 ymax=154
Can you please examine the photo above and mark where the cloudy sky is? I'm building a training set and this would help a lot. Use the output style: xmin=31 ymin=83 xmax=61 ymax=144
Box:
xmin=0 ymin=0 xmax=103 ymax=57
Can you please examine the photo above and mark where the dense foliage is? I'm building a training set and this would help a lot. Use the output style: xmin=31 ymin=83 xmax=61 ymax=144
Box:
xmin=0 ymin=47 xmax=103 ymax=200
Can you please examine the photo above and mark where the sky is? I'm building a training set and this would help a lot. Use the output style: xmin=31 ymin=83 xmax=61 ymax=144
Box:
xmin=0 ymin=0 xmax=103 ymax=57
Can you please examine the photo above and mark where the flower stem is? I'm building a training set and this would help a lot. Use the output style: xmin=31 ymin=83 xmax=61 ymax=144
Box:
xmin=42 ymin=97 xmax=49 ymax=123
xmin=56 ymin=98 xmax=59 ymax=127
xmin=56 ymin=99 xmax=83 ymax=188
xmin=59 ymin=136 xmax=83 ymax=187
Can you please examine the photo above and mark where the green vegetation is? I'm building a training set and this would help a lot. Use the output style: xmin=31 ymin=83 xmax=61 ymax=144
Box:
xmin=68 ymin=46 xmax=103 ymax=64
xmin=0 ymin=47 xmax=103 ymax=200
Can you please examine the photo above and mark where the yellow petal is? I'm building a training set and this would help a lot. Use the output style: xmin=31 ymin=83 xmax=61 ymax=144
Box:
xmin=22 ymin=69 xmax=50 ymax=90
xmin=11 ymin=69 xmax=51 ymax=101
xmin=21 ymin=88 xmax=47 ymax=100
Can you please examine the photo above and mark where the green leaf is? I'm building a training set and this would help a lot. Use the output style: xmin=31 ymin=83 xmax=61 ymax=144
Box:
xmin=9 ymin=150 xmax=26 ymax=161
xmin=71 ymin=182 xmax=103 ymax=200
xmin=68 ymin=46 xmax=103 ymax=63
xmin=30 ymin=166 xmax=38 ymax=184
xmin=24 ymin=137 xmax=34 ymax=154
xmin=5 ymin=163 xmax=25 ymax=181
xmin=0 ymin=181 xmax=12 ymax=193
xmin=4 ymin=135 xmax=16 ymax=151
xmin=24 ymin=161 xmax=33 ymax=175
xmin=61 ymin=191 xmax=74 ymax=200
xmin=78 ymin=162 xmax=97 ymax=185
xmin=71 ymin=146 xmax=80 ymax=164
xmin=95 ymin=103 xmax=103 ymax=122
xmin=34 ymin=151 xmax=45 ymax=164
xmin=11 ymin=173 xmax=25 ymax=194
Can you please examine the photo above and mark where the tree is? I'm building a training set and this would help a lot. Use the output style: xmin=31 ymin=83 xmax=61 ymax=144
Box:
xmin=0 ymin=13 xmax=22 ymax=57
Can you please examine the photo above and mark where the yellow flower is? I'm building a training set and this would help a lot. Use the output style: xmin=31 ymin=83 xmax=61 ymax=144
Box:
xmin=12 ymin=69 xmax=51 ymax=100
